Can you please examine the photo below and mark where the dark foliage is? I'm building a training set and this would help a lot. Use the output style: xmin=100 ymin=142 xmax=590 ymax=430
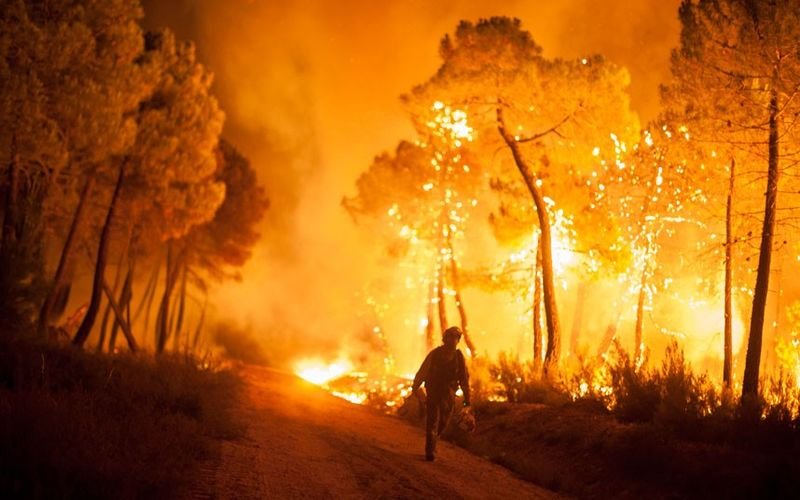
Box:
xmin=487 ymin=352 xmax=568 ymax=405
xmin=211 ymin=321 xmax=269 ymax=366
xmin=0 ymin=331 xmax=243 ymax=499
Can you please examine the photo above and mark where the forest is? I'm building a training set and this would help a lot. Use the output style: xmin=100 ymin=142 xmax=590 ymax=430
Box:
xmin=336 ymin=9 xmax=800 ymax=417
xmin=3 ymin=0 xmax=800 ymax=498
xmin=1 ymin=0 xmax=267 ymax=353
xmin=0 ymin=1 xmax=266 ymax=496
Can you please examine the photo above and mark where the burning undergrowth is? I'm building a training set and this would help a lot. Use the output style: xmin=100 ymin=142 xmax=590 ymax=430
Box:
xmin=293 ymin=338 xmax=800 ymax=430
xmin=285 ymin=340 xmax=800 ymax=497
xmin=294 ymin=357 xmax=417 ymax=411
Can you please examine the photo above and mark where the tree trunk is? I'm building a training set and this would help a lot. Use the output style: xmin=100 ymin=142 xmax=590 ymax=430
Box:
xmin=73 ymin=166 xmax=126 ymax=347
xmin=497 ymin=107 xmax=560 ymax=375
xmin=723 ymin=158 xmax=735 ymax=389
xmin=436 ymin=251 xmax=447 ymax=335
xmin=155 ymin=243 xmax=172 ymax=353
xmin=133 ymin=259 xmax=160 ymax=324
xmin=192 ymin=294 xmax=207 ymax=350
xmin=101 ymin=279 xmax=137 ymax=352
xmin=634 ymin=258 xmax=649 ymax=366
xmin=156 ymin=242 xmax=182 ymax=354
xmin=97 ymin=232 xmax=131 ymax=352
xmin=447 ymin=236 xmax=475 ymax=356
xmin=570 ymin=282 xmax=587 ymax=357
xmin=125 ymin=272 xmax=132 ymax=332
xmin=742 ymin=88 xmax=780 ymax=403
xmin=109 ymin=259 xmax=134 ymax=353
xmin=38 ymin=174 xmax=96 ymax=337
xmin=97 ymin=300 xmax=113 ymax=352
xmin=426 ymin=275 xmax=435 ymax=352
xmin=167 ymin=297 xmax=179 ymax=350
xmin=0 ymin=151 xmax=20 ymax=319
xmin=173 ymin=261 xmax=188 ymax=352
xmin=168 ymin=261 xmax=185 ymax=351
xmin=598 ymin=316 xmax=620 ymax=357
xmin=533 ymin=237 xmax=543 ymax=373
xmin=1 ymin=153 xmax=19 ymax=254
xmin=144 ymin=267 xmax=160 ymax=336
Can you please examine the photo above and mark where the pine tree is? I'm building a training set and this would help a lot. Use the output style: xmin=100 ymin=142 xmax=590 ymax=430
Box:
xmin=408 ymin=17 xmax=639 ymax=374
xmin=668 ymin=0 xmax=800 ymax=404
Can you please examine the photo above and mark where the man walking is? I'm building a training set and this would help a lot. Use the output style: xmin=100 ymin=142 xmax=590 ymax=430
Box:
xmin=412 ymin=326 xmax=471 ymax=462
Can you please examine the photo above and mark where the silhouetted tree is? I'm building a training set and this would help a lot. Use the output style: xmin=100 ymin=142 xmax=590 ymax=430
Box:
xmin=668 ymin=0 xmax=800 ymax=404
xmin=33 ymin=0 xmax=155 ymax=337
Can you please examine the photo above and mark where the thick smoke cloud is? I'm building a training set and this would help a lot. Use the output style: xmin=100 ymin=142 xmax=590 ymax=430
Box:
xmin=143 ymin=0 xmax=682 ymax=369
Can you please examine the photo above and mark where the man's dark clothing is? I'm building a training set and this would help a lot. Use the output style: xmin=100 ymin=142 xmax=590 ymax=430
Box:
xmin=412 ymin=345 xmax=470 ymax=460
xmin=425 ymin=392 xmax=454 ymax=458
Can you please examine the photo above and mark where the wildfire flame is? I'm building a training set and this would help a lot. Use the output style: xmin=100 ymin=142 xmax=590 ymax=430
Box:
xmin=294 ymin=358 xmax=417 ymax=410
xmin=295 ymin=358 xmax=354 ymax=385
xmin=328 ymin=99 xmax=799 ymax=420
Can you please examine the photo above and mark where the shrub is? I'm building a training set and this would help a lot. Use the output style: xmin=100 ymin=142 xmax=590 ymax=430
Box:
xmin=567 ymin=351 xmax=614 ymax=409
xmin=0 ymin=331 xmax=243 ymax=498
xmin=763 ymin=370 xmax=800 ymax=427
xmin=486 ymin=352 xmax=567 ymax=405
xmin=594 ymin=340 xmax=723 ymax=426
xmin=211 ymin=321 xmax=269 ymax=366
xmin=490 ymin=352 xmax=532 ymax=403
xmin=655 ymin=341 xmax=720 ymax=426
xmin=466 ymin=355 xmax=494 ymax=403
xmin=606 ymin=344 xmax=660 ymax=422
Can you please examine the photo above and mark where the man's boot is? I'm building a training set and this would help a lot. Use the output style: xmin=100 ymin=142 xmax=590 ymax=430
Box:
xmin=425 ymin=431 xmax=435 ymax=461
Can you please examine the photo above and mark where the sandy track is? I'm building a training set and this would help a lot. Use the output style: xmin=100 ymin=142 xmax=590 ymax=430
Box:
xmin=193 ymin=365 xmax=558 ymax=499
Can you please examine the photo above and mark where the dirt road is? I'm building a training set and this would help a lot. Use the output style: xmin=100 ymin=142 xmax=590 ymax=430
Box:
xmin=195 ymin=365 xmax=558 ymax=499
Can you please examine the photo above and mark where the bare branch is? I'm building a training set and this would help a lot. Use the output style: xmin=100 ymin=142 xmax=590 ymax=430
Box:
xmin=516 ymin=113 xmax=572 ymax=143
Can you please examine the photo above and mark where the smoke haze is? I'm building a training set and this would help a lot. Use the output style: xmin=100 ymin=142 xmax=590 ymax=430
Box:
xmin=142 ymin=0 xmax=683 ymax=370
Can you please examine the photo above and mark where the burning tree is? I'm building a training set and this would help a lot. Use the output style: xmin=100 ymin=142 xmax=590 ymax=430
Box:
xmin=667 ymin=0 xmax=800 ymax=404
xmin=591 ymin=126 xmax=710 ymax=365
xmin=407 ymin=17 xmax=639 ymax=375
xmin=649 ymin=117 xmax=762 ymax=389
xmin=344 ymin=100 xmax=484 ymax=355
xmin=485 ymin=162 xmax=595 ymax=371
xmin=410 ymin=101 xmax=484 ymax=355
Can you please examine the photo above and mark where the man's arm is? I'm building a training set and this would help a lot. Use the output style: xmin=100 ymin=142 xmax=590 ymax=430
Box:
xmin=412 ymin=350 xmax=434 ymax=392
xmin=458 ymin=351 xmax=471 ymax=406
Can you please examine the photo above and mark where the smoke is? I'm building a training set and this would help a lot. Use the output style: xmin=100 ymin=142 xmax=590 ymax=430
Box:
xmin=142 ymin=0 xmax=683 ymax=370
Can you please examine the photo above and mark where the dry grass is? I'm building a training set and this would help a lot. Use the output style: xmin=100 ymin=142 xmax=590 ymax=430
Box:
xmin=0 ymin=331 xmax=243 ymax=499
xmin=462 ymin=399 xmax=800 ymax=499
xmin=457 ymin=343 xmax=800 ymax=498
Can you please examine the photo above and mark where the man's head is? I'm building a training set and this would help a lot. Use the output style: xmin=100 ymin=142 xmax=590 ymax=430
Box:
xmin=442 ymin=326 xmax=462 ymax=349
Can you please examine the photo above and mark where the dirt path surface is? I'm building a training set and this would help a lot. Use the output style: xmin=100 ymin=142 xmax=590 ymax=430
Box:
xmin=196 ymin=365 xmax=559 ymax=499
